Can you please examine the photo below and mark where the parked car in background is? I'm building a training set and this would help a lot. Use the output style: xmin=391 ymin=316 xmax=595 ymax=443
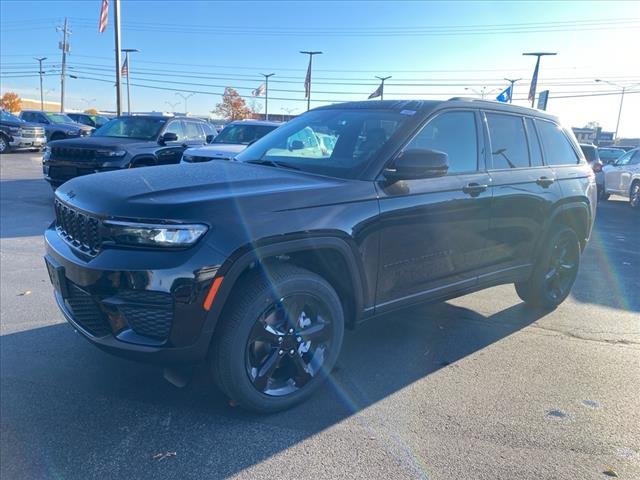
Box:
xmin=579 ymin=144 xmax=604 ymax=199
xmin=603 ymin=147 xmax=640 ymax=208
xmin=0 ymin=110 xmax=46 ymax=153
xmin=43 ymin=115 xmax=216 ymax=188
xmin=19 ymin=110 xmax=93 ymax=142
xmin=597 ymin=147 xmax=626 ymax=165
xmin=181 ymin=119 xmax=280 ymax=163
xmin=67 ymin=112 xmax=111 ymax=129
xmin=45 ymin=99 xmax=596 ymax=412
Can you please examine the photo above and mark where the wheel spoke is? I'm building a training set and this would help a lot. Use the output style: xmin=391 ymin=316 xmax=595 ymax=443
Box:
xmin=249 ymin=321 xmax=281 ymax=345
xmin=252 ymin=349 xmax=281 ymax=392
xmin=299 ymin=318 xmax=330 ymax=343
xmin=545 ymin=267 xmax=558 ymax=283
xmin=291 ymin=354 xmax=313 ymax=387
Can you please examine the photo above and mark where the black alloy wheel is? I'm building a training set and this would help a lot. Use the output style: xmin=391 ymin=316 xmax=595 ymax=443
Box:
xmin=630 ymin=182 xmax=640 ymax=209
xmin=0 ymin=135 xmax=7 ymax=154
xmin=245 ymin=294 xmax=333 ymax=396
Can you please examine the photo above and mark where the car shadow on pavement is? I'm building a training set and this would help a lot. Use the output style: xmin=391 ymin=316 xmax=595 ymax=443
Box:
xmin=0 ymin=300 xmax=546 ymax=479
xmin=0 ymin=178 xmax=55 ymax=239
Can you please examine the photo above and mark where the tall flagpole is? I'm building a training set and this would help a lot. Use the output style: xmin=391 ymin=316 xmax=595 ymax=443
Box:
xmin=121 ymin=48 xmax=139 ymax=115
xmin=114 ymin=0 xmax=123 ymax=116
xmin=261 ymin=73 xmax=275 ymax=121
xmin=301 ymin=51 xmax=322 ymax=111
xmin=503 ymin=78 xmax=521 ymax=104
xmin=375 ymin=76 xmax=391 ymax=100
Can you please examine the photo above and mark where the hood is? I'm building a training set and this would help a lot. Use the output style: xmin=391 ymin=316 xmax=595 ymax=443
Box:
xmin=185 ymin=143 xmax=247 ymax=158
xmin=48 ymin=136 xmax=151 ymax=149
xmin=55 ymin=122 xmax=92 ymax=132
xmin=55 ymin=161 xmax=347 ymax=221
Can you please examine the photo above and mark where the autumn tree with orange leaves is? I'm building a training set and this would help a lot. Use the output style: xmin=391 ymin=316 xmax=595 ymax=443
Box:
xmin=1 ymin=92 xmax=22 ymax=112
xmin=214 ymin=87 xmax=253 ymax=121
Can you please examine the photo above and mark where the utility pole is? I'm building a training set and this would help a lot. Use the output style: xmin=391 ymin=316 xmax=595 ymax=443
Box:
xmin=121 ymin=48 xmax=139 ymax=115
xmin=595 ymin=79 xmax=640 ymax=139
xmin=114 ymin=0 xmax=123 ymax=116
xmin=56 ymin=18 xmax=71 ymax=112
xmin=503 ymin=78 xmax=522 ymax=103
xmin=34 ymin=57 xmax=47 ymax=110
xmin=175 ymin=92 xmax=195 ymax=114
xmin=375 ymin=76 xmax=392 ymax=100
xmin=260 ymin=73 xmax=275 ymax=121
xmin=523 ymin=52 xmax=557 ymax=108
xmin=300 ymin=51 xmax=322 ymax=111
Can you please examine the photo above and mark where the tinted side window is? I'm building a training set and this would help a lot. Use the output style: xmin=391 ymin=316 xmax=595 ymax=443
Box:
xmin=486 ymin=113 xmax=530 ymax=169
xmin=182 ymin=121 xmax=205 ymax=141
xmin=406 ymin=111 xmax=478 ymax=174
xmin=164 ymin=121 xmax=184 ymax=141
xmin=629 ymin=151 xmax=640 ymax=165
xmin=536 ymin=120 xmax=580 ymax=166
xmin=525 ymin=118 xmax=544 ymax=167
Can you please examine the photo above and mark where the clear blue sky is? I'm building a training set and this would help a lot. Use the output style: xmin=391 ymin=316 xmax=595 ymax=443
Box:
xmin=1 ymin=0 xmax=639 ymax=136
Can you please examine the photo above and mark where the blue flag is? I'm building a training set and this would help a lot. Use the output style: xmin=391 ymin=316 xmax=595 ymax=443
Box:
xmin=496 ymin=85 xmax=512 ymax=103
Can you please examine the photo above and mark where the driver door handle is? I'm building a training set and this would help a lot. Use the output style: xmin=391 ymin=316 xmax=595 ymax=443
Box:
xmin=462 ymin=183 xmax=488 ymax=196
xmin=536 ymin=176 xmax=555 ymax=188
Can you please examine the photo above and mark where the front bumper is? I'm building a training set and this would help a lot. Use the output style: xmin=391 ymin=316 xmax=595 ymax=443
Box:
xmin=43 ymin=162 xmax=123 ymax=185
xmin=9 ymin=135 xmax=47 ymax=149
xmin=44 ymin=225 xmax=226 ymax=365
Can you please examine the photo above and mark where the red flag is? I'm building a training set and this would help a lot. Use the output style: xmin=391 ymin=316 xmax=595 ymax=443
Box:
xmin=304 ymin=58 xmax=311 ymax=98
xmin=98 ymin=0 xmax=109 ymax=33
xmin=121 ymin=56 xmax=128 ymax=77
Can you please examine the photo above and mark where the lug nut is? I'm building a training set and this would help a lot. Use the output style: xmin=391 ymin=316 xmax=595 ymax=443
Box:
xmin=278 ymin=349 xmax=284 ymax=355
xmin=289 ymin=349 xmax=295 ymax=355
xmin=278 ymin=337 xmax=283 ymax=343
xmin=289 ymin=328 xmax=294 ymax=334
xmin=297 ymin=337 xmax=302 ymax=342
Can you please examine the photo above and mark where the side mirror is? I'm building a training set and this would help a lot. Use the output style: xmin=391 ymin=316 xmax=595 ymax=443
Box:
xmin=384 ymin=148 xmax=449 ymax=181
xmin=205 ymin=134 xmax=215 ymax=144
xmin=160 ymin=132 xmax=178 ymax=144
xmin=289 ymin=140 xmax=304 ymax=151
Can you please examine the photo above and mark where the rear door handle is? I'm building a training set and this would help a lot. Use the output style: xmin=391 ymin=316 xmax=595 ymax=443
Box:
xmin=536 ymin=176 xmax=555 ymax=188
xmin=462 ymin=183 xmax=488 ymax=196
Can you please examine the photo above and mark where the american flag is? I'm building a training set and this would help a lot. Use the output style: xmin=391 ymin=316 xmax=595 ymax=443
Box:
xmin=252 ymin=83 xmax=266 ymax=97
xmin=98 ymin=0 xmax=109 ymax=33
xmin=304 ymin=58 xmax=311 ymax=98
xmin=121 ymin=57 xmax=128 ymax=77
xmin=528 ymin=57 xmax=541 ymax=103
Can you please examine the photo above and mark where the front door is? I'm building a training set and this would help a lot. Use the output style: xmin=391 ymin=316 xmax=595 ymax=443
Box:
xmin=156 ymin=120 xmax=185 ymax=164
xmin=375 ymin=110 xmax=492 ymax=310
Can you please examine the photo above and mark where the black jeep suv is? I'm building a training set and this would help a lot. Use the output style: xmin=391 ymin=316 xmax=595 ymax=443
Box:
xmin=44 ymin=99 xmax=596 ymax=412
xmin=42 ymin=115 xmax=216 ymax=187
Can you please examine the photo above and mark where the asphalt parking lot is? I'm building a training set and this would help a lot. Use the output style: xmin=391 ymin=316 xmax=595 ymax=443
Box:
xmin=1 ymin=152 xmax=638 ymax=480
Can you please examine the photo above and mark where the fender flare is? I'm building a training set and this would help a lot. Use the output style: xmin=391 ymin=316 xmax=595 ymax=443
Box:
xmin=130 ymin=154 xmax=157 ymax=167
xmin=203 ymin=236 xmax=367 ymax=335
xmin=536 ymin=200 xmax=592 ymax=256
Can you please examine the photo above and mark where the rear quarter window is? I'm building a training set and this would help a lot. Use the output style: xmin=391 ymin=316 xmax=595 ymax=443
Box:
xmin=535 ymin=119 xmax=580 ymax=166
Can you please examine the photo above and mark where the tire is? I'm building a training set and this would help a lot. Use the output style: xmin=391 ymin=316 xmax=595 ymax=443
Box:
xmin=210 ymin=264 xmax=344 ymax=413
xmin=515 ymin=226 xmax=581 ymax=310
xmin=0 ymin=134 xmax=8 ymax=154
xmin=630 ymin=181 xmax=640 ymax=209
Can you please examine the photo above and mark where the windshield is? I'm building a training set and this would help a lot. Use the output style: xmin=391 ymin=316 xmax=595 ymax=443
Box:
xmin=235 ymin=109 xmax=409 ymax=179
xmin=92 ymin=116 xmax=167 ymax=140
xmin=45 ymin=112 xmax=75 ymax=124
xmin=212 ymin=124 xmax=278 ymax=145
xmin=1 ymin=110 xmax=22 ymax=122
xmin=598 ymin=149 xmax=624 ymax=161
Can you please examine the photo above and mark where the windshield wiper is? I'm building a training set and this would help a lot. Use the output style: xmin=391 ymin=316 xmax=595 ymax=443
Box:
xmin=244 ymin=159 xmax=300 ymax=170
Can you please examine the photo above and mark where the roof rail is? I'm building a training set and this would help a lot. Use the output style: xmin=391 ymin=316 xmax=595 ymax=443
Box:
xmin=447 ymin=96 xmax=499 ymax=102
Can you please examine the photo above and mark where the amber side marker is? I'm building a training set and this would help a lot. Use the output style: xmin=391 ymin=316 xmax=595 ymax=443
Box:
xmin=203 ymin=276 xmax=224 ymax=311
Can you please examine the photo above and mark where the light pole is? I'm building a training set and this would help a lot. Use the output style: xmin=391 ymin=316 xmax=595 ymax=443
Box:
xmin=375 ymin=75 xmax=392 ymax=100
xmin=121 ymin=48 xmax=139 ymax=115
xmin=503 ymin=78 xmax=522 ymax=103
xmin=165 ymin=101 xmax=180 ymax=112
xmin=81 ymin=98 xmax=96 ymax=110
xmin=260 ymin=73 xmax=275 ymax=121
xmin=465 ymin=86 xmax=499 ymax=99
xmin=523 ymin=52 xmax=557 ymax=108
xmin=34 ymin=57 xmax=47 ymax=110
xmin=595 ymin=79 xmax=640 ymax=140
xmin=300 ymin=51 xmax=322 ymax=111
xmin=175 ymin=92 xmax=195 ymax=114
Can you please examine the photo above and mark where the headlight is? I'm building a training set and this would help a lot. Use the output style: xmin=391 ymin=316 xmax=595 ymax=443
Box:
xmin=43 ymin=146 xmax=51 ymax=160
xmin=96 ymin=150 xmax=127 ymax=157
xmin=105 ymin=220 xmax=208 ymax=248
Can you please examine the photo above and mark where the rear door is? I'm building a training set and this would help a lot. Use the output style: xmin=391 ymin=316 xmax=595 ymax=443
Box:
xmin=375 ymin=109 xmax=493 ymax=309
xmin=605 ymin=149 xmax=637 ymax=194
xmin=482 ymin=112 xmax=562 ymax=274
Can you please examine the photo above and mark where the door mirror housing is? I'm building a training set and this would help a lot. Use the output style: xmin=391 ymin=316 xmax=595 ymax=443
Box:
xmin=160 ymin=132 xmax=178 ymax=144
xmin=384 ymin=148 xmax=449 ymax=180
xmin=205 ymin=134 xmax=215 ymax=144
